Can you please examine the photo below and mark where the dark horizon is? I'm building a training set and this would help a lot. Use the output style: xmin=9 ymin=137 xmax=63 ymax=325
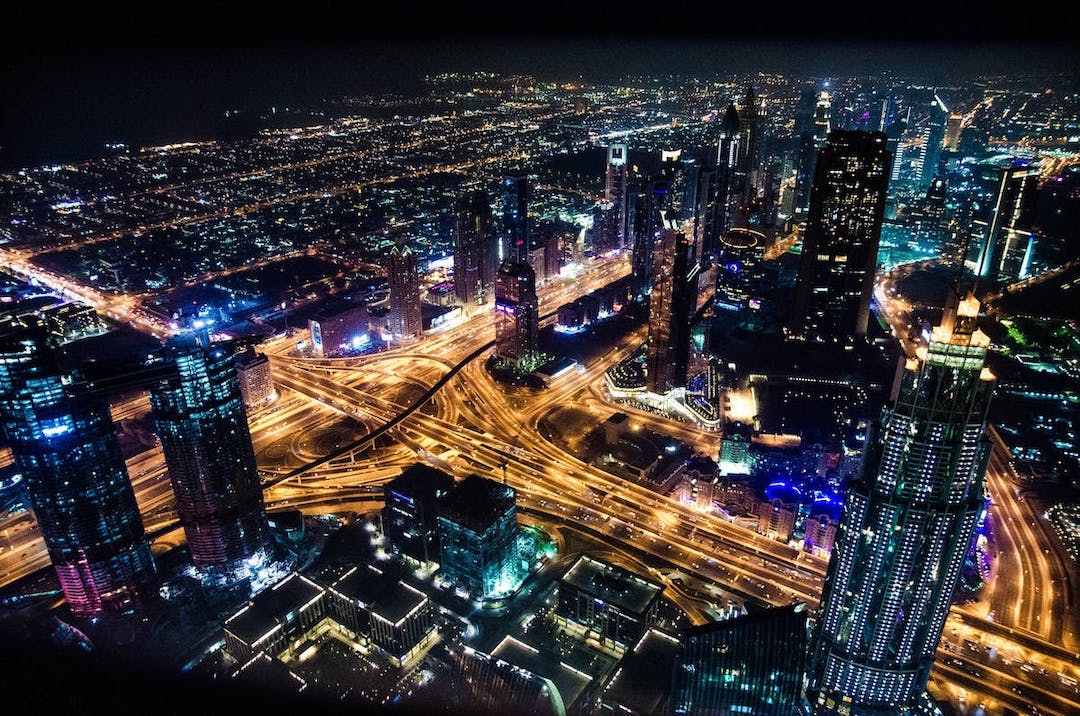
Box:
xmin=3 ymin=38 xmax=1078 ymax=171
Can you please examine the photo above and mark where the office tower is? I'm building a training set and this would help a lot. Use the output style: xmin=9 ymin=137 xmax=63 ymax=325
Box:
xmin=605 ymin=143 xmax=629 ymax=249
xmin=0 ymin=326 xmax=156 ymax=615
xmin=805 ymin=294 xmax=996 ymax=715
xmin=436 ymin=474 xmax=524 ymax=600
xmin=150 ymin=332 xmax=272 ymax=573
xmin=382 ymin=463 xmax=454 ymax=564
xmin=234 ymin=347 xmax=275 ymax=410
xmin=672 ymin=604 xmax=807 ymax=716
xmin=502 ymin=171 xmax=530 ymax=264
xmin=910 ymin=178 xmax=951 ymax=254
xmin=631 ymin=177 xmax=672 ymax=292
xmin=916 ymin=93 xmax=949 ymax=191
xmin=453 ymin=190 xmax=496 ymax=307
xmin=973 ymin=158 xmax=1040 ymax=283
xmin=792 ymin=89 xmax=818 ymax=220
xmin=713 ymin=102 xmax=742 ymax=232
xmin=646 ymin=216 xmax=692 ymax=394
xmin=494 ymin=260 xmax=540 ymax=371
xmin=387 ymin=239 xmax=422 ymax=339
xmin=791 ymin=130 xmax=891 ymax=342
xmin=739 ymin=84 xmax=762 ymax=208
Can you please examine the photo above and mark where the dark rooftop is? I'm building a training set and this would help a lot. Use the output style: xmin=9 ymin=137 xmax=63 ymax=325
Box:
xmin=224 ymin=573 xmax=325 ymax=645
xmin=331 ymin=565 xmax=428 ymax=625
xmin=437 ymin=474 xmax=516 ymax=534
xmin=560 ymin=555 xmax=663 ymax=616
xmin=600 ymin=629 xmax=680 ymax=715
xmin=385 ymin=462 xmax=454 ymax=502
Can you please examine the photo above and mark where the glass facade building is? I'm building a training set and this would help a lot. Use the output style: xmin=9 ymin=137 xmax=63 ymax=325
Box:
xmin=805 ymin=294 xmax=996 ymax=715
xmin=149 ymin=333 xmax=272 ymax=574
xmin=436 ymin=474 xmax=525 ymax=600
xmin=0 ymin=326 xmax=156 ymax=616
xmin=381 ymin=463 xmax=454 ymax=564
xmin=387 ymin=239 xmax=423 ymax=339
xmin=502 ymin=172 xmax=530 ymax=264
xmin=671 ymin=604 xmax=808 ymax=716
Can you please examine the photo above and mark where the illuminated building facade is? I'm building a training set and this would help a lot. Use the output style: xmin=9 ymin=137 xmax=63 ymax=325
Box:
xmin=453 ymin=190 xmax=496 ymax=307
xmin=0 ymin=326 xmax=156 ymax=615
xmin=972 ymin=158 xmax=1040 ymax=283
xmin=714 ymin=227 xmax=766 ymax=312
xmin=381 ymin=463 xmax=454 ymax=564
xmin=436 ymin=475 xmax=525 ymax=600
xmin=645 ymin=217 xmax=691 ymax=394
xmin=494 ymin=259 xmax=540 ymax=371
xmin=150 ymin=332 xmax=272 ymax=574
xmin=791 ymin=130 xmax=891 ymax=342
xmin=387 ymin=239 xmax=423 ymax=339
xmin=630 ymin=176 xmax=672 ymax=292
xmin=234 ymin=347 xmax=275 ymax=411
xmin=805 ymin=294 xmax=996 ymax=715
xmin=672 ymin=604 xmax=807 ymax=716
xmin=605 ymin=143 xmax=629 ymax=250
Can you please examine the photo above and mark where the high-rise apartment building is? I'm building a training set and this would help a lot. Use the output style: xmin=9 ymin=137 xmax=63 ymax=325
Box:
xmin=387 ymin=239 xmax=422 ymax=339
xmin=234 ymin=347 xmax=275 ymax=411
xmin=0 ymin=326 xmax=156 ymax=615
xmin=150 ymin=332 xmax=272 ymax=574
xmin=790 ymin=130 xmax=891 ymax=342
xmin=805 ymin=294 xmax=996 ymax=714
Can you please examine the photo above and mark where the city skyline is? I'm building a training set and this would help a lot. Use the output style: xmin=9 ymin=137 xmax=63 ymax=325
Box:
xmin=1 ymin=36 xmax=1078 ymax=716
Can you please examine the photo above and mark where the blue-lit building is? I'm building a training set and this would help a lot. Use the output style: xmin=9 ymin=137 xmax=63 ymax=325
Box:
xmin=149 ymin=331 xmax=272 ymax=575
xmin=671 ymin=604 xmax=808 ymax=716
xmin=436 ymin=474 xmax=526 ymax=600
xmin=0 ymin=325 xmax=156 ymax=616
xmin=805 ymin=294 xmax=996 ymax=715
xmin=382 ymin=463 xmax=454 ymax=564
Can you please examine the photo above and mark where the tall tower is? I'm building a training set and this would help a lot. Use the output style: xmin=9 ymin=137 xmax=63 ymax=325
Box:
xmin=605 ymin=144 xmax=629 ymax=250
xmin=973 ymin=158 xmax=1040 ymax=283
xmin=0 ymin=326 xmax=156 ymax=615
xmin=806 ymin=294 xmax=996 ymax=715
xmin=645 ymin=215 xmax=692 ymax=394
xmin=794 ymin=90 xmax=831 ymax=220
xmin=631 ymin=176 xmax=672 ymax=293
xmin=739 ymin=84 xmax=762 ymax=209
xmin=791 ymin=130 xmax=891 ymax=343
xmin=453 ymin=190 xmax=495 ymax=307
xmin=388 ymin=238 xmax=422 ymax=339
xmin=716 ymin=102 xmax=742 ymax=231
xmin=502 ymin=172 xmax=530 ymax=264
xmin=150 ymin=332 xmax=272 ymax=574
xmin=917 ymin=93 xmax=949 ymax=191
xmin=494 ymin=259 xmax=539 ymax=371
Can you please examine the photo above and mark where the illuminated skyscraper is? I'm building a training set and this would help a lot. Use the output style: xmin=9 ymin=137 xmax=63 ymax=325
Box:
xmin=805 ymin=294 xmax=996 ymax=715
xmin=672 ymin=604 xmax=807 ymax=715
xmin=502 ymin=171 xmax=530 ymax=264
xmin=0 ymin=326 xmax=156 ymax=615
xmin=739 ymin=84 xmax=762 ymax=209
xmin=453 ymin=190 xmax=496 ymax=307
xmin=150 ymin=332 xmax=272 ymax=574
xmin=436 ymin=474 xmax=525 ymax=600
xmin=791 ymin=130 xmax=891 ymax=342
xmin=387 ymin=238 xmax=422 ymax=339
xmin=794 ymin=90 xmax=831 ymax=220
xmin=916 ymin=93 xmax=949 ymax=191
xmin=494 ymin=259 xmax=540 ymax=371
xmin=382 ymin=463 xmax=454 ymax=565
xmin=605 ymin=143 xmax=629 ymax=249
xmin=646 ymin=216 xmax=692 ymax=394
xmin=972 ymin=158 xmax=1040 ymax=283
xmin=631 ymin=176 xmax=672 ymax=292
